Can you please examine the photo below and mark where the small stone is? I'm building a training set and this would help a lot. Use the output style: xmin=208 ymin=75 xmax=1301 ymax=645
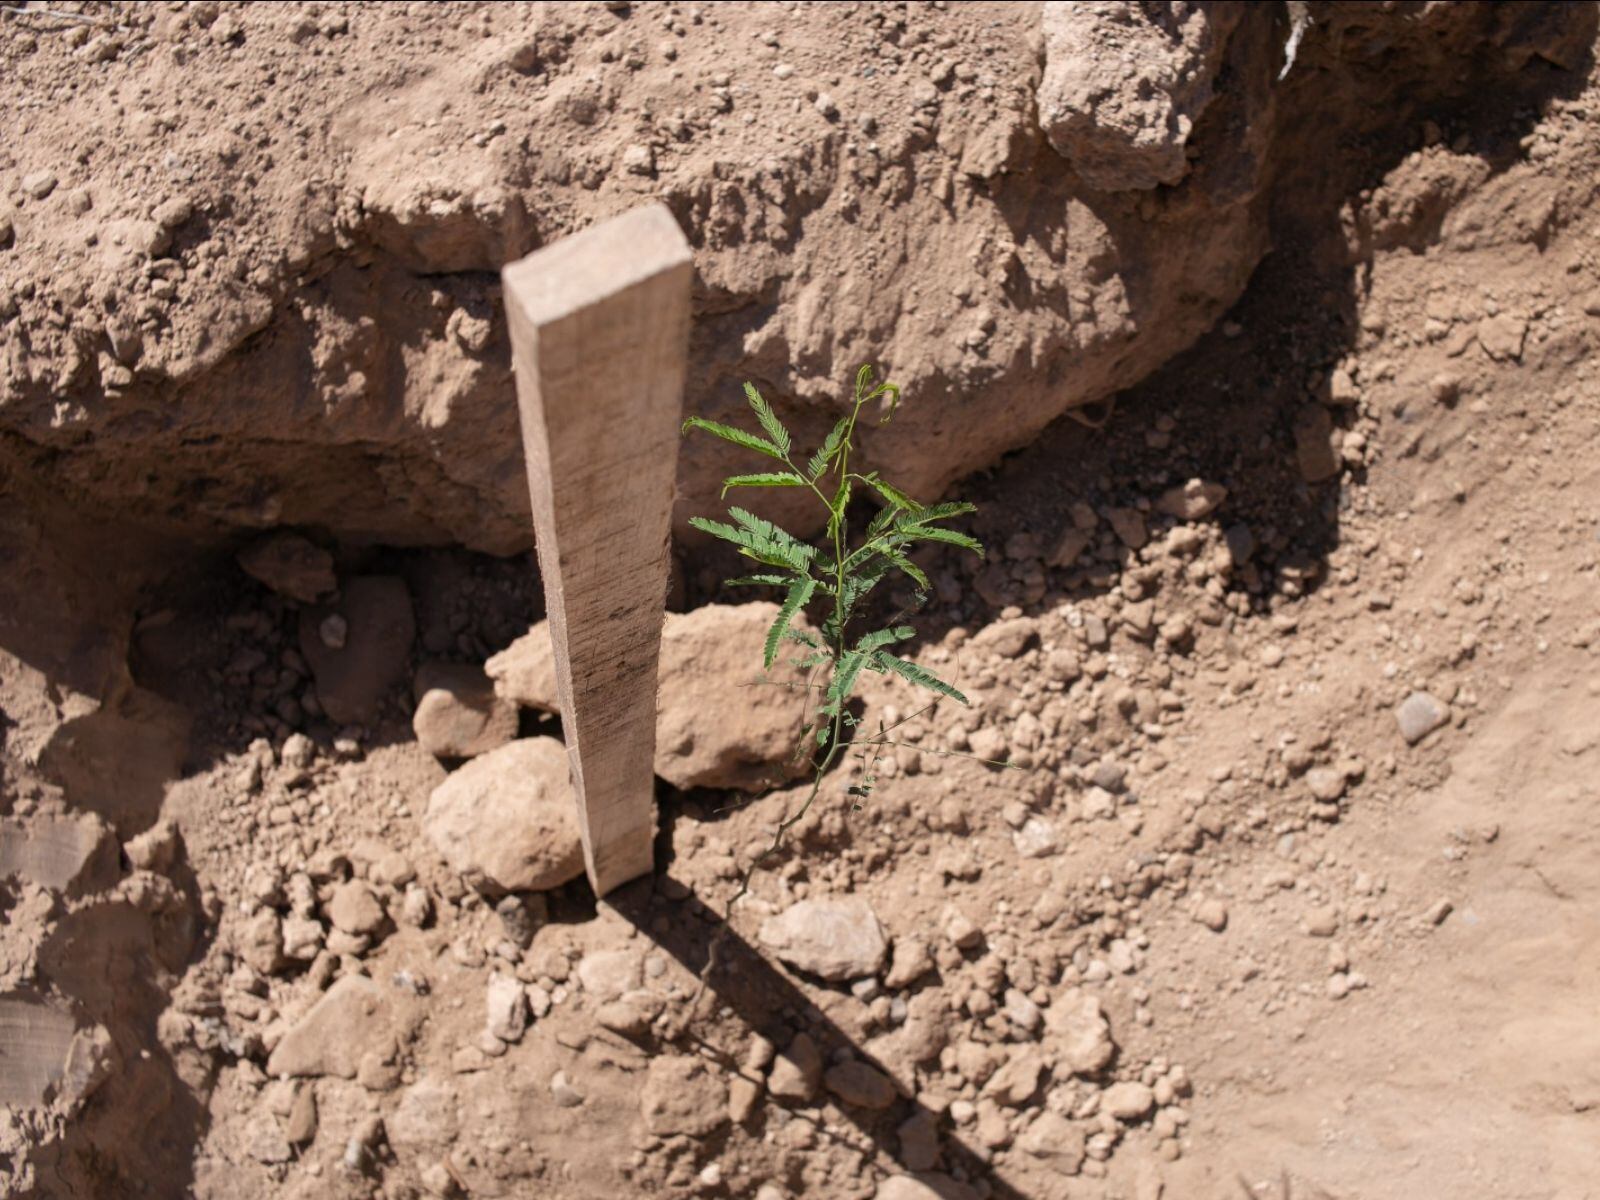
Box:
xmin=412 ymin=662 xmax=519 ymax=759
xmin=1107 ymin=508 xmax=1148 ymax=550
xmin=1012 ymin=817 xmax=1059 ymax=859
xmin=577 ymin=949 xmax=644 ymax=1001
xmin=244 ymin=1113 xmax=292 ymax=1164
xmin=767 ymin=1032 xmax=822 ymax=1101
xmin=22 ymin=171 xmax=58 ymax=200
xmin=319 ymin=614 xmax=348 ymax=650
xmin=1019 ymin=1110 xmax=1086 ymax=1174
xmin=825 ymin=1059 xmax=897 ymax=1109
xmin=729 ymin=1075 xmax=762 ymax=1124
xmin=1396 ymin=692 xmax=1449 ymax=744
xmin=237 ymin=533 xmax=336 ymax=604
xmin=327 ymin=880 xmax=386 ymax=936
xmin=485 ymin=973 xmax=528 ymax=1043
xmin=1326 ymin=972 xmax=1353 ymax=1000
xmin=1478 ymin=313 xmax=1527 ymax=361
xmin=885 ymin=937 xmax=934 ymax=990
xmin=494 ymin=894 xmax=540 ymax=948
xmin=814 ymin=91 xmax=838 ymax=118
xmin=1305 ymin=767 xmax=1347 ymax=802
xmin=1193 ymin=898 xmax=1228 ymax=932
xmin=239 ymin=910 xmax=285 ymax=975
xmin=286 ymin=1084 xmax=318 ymax=1145
xmin=983 ymin=1049 xmax=1045 ymax=1107
xmin=1293 ymin=405 xmax=1340 ymax=483
xmin=1003 ymin=988 xmax=1042 ymax=1035
xmin=420 ymin=1163 xmax=459 ymax=1198
xmin=124 ymin=820 xmax=181 ymax=873
xmin=758 ymin=897 xmax=888 ymax=981
xmin=1424 ymin=899 xmax=1454 ymax=926
xmin=1101 ymin=1080 xmax=1155 ymax=1121
xmin=621 ymin=143 xmax=656 ymax=175
xmin=1046 ymin=990 xmax=1114 ymax=1076
xmin=1304 ymin=908 xmax=1339 ymax=938
xmin=896 ymin=1109 xmax=940 ymax=1172
xmin=550 ymin=1070 xmax=584 ymax=1107
xmin=641 ymin=1056 xmax=729 ymax=1137
xmin=1156 ymin=479 xmax=1227 ymax=520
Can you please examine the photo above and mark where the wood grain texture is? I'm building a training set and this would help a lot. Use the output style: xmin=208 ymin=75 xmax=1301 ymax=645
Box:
xmin=502 ymin=204 xmax=692 ymax=895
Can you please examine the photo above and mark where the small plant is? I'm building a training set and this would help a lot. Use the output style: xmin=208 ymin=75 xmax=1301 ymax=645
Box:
xmin=683 ymin=364 xmax=987 ymax=904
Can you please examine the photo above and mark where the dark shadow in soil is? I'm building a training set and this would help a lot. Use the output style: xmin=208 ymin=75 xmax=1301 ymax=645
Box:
xmin=608 ymin=870 xmax=1039 ymax=1200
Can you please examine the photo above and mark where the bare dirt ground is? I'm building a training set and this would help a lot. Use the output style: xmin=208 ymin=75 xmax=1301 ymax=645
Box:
xmin=2 ymin=3 xmax=1599 ymax=1200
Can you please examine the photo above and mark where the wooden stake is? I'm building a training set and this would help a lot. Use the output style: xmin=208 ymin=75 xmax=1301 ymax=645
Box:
xmin=501 ymin=203 xmax=692 ymax=896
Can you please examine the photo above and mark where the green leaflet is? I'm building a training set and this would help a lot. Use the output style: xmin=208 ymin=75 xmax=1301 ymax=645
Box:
xmin=825 ymin=472 xmax=852 ymax=543
xmin=724 ymin=573 xmax=791 ymax=587
xmin=908 ymin=501 xmax=978 ymax=523
xmin=688 ymin=516 xmax=814 ymax=573
xmin=681 ymin=416 xmax=785 ymax=461
xmin=894 ymin=522 xmax=984 ymax=555
xmin=721 ymin=471 xmax=806 ymax=498
xmin=861 ymin=474 xmax=918 ymax=513
xmin=807 ymin=417 xmax=851 ymax=480
xmin=878 ymin=547 xmax=930 ymax=591
xmin=744 ymin=383 xmax=792 ymax=456
xmin=855 ymin=625 xmax=914 ymax=653
xmin=822 ymin=649 xmax=868 ymax=714
xmin=874 ymin=651 xmax=968 ymax=705
xmin=765 ymin=576 xmax=816 ymax=670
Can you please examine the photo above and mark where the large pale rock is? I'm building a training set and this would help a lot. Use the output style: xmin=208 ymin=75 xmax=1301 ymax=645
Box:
xmin=412 ymin=661 xmax=518 ymax=759
xmin=759 ymin=896 xmax=889 ymax=982
xmin=1039 ymin=1 xmax=1245 ymax=191
xmin=266 ymin=975 xmax=394 ymax=1079
xmin=422 ymin=737 xmax=584 ymax=894
xmin=491 ymin=604 xmax=812 ymax=792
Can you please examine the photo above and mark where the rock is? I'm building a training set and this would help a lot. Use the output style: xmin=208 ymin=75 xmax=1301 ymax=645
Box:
xmin=327 ymin=880 xmax=386 ymax=936
xmin=885 ymin=937 xmax=935 ymax=990
xmin=422 ymin=737 xmax=584 ymax=894
xmin=124 ymin=819 xmax=182 ymax=874
xmin=1018 ymin=1110 xmax=1086 ymax=1174
xmin=640 ymin=1056 xmax=728 ymax=1137
xmin=387 ymin=1079 xmax=459 ymax=1152
xmin=484 ymin=623 xmax=559 ymax=713
xmin=983 ymin=1048 xmax=1046 ymax=1107
xmin=1107 ymin=507 xmax=1148 ymax=550
xmin=239 ymin=909 xmax=285 ymax=975
xmin=621 ymin=143 xmax=655 ymax=175
xmin=236 ymin=533 xmax=336 ymax=603
xmin=767 ymin=1032 xmax=823 ymax=1101
xmin=1045 ymin=989 xmax=1115 ymax=1075
xmin=973 ymin=617 xmax=1038 ymax=658
xmin=1157 ymin=478 xmax=1227 ymax=520
xmin=0 ymin=811 xmax=118 ymax=896
xmin=485 ymin=973 xmax=528 ymax=1043
xmin=1305 ymin=767 xmax=1347 ymax=802
xmin=576 ymin=949 xmax=643 ymax=1001
xmin=1193 ymin=898 xmax=1228 ymax=932
xmin=1003 ymin=988 xmax=1042 ymax=1035
xmin=493 ymin=605 xmax=814 ymax=792
xmin=245 ymin=1113 xmax=292 ymax=1164
xmin=1304 ymin=908 xmax=1339 ymax=938
xmin=267 ymin=974 xmax=394 ymax=1079
xmin=1038 ymin=1 xmax=1242 ymax=191
xmin=22 ymin=170 xmax=58 ymax=200
xmin=412 ymin=662 xmax=518 ymax=759
xmin=1478 ymin=313 xmax=1527 ymax=361
xmin=1013 ymin=817 xmax=1059 ymax=859
xmin=655 ymin=603 xmax=814 ymax=790
xmin=282 ymin=915 xmax=325 ymax=961
xmin=825 ymin=1059 xmax=897 ymax=1109
xmin=0 ymin=1000 xmax=110 ymax=1110
xmin=286 ymin=1084 xmax=318 ymax=1145
xmin=1102 ymin=1080 xmax=1156 ymax=1121
xmin=1293 ymin=405 xmax=1341 ymax=483
xmin=298 ymin=576 xmax=416 ymax=725
xmin=551 ymin=1070 xmax=584 ymax=1107
xmin=1396 ymin=691 xmax=1449 ymax=744
xmin=759 ymin=897 xmax=889 ymax=981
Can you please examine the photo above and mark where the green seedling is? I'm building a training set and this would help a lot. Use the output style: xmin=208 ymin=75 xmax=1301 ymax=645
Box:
xmin=684 ymin=364 xmax=993 ymax=907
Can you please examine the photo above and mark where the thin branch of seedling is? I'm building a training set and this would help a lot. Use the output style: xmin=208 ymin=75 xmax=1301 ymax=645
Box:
xmin=683 ymin=364 xmax=1003 ymax=921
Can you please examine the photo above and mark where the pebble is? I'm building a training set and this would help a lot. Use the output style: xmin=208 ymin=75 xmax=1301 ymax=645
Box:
xmin=327 ymin=880 xmax=385 ymax=936
xmin=825 ymin=1059 xmax=897 ymax=1109
xmin=22 ymin=171 xmax=58 ymax=200
xmin=1396 ymin=691 xmax=1449 ymax=744
xmin=759 ymin=897 xmax=888 ymax=981
xmin=1193 ymin=898 xmax=1228 ymax=932
xmin=550 ymin=1070 xmax=584 ymax=1107
xmin=1156 ymin=479 xmax=1227 ymax=520
xmin=1101 ymin=1080 xmax=1155 ymax=1121
xmin=485 ymin=973 xmax=528 ymax=1044
xmin=1304 ymin=767 xmax=1347 ymax=802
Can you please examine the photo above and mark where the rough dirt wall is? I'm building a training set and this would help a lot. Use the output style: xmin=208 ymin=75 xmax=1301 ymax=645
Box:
xmin=1 ymin=1 xmax=1589 ymax=554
